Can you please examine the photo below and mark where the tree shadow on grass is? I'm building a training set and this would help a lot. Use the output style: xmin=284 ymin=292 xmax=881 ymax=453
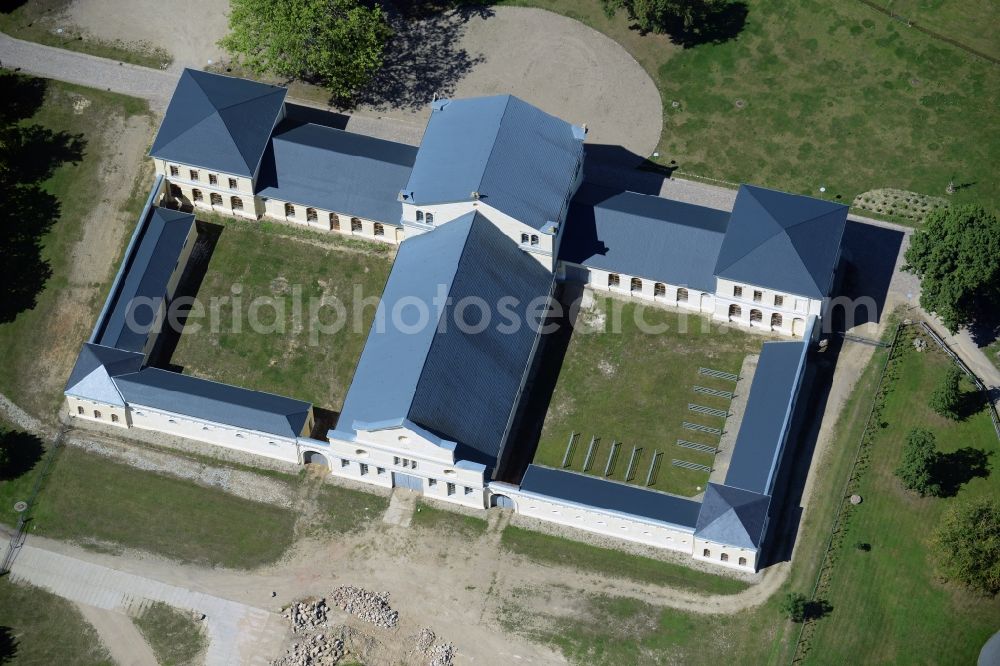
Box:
xmin=0 ymin=625 xmax=16 ymax=664
xmin=932 ymin=448 xmax=991 ymax=497
xmin=0 ymin=430 xmax=44 ymax=481
xmin=804 ymin=598 xmax=833 ymax=621
xmin=355 ymin=5 xmax=492 ymax=111
xmin=0 ymin=73 xmax=46 ymax=124
xmin=620 ymin=1 xmax=749 ymax=48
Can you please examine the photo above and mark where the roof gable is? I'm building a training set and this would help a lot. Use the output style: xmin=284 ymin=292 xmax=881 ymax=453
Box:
xmin=714 ymin=185 xmax=848 ymax=298
xmin=150 ymin=69 xmax=286 ymax=177
xmin=695 ymin=483 xmax=771 ymax=549
xmin=403 ymin=95 xmax=584 ymax=230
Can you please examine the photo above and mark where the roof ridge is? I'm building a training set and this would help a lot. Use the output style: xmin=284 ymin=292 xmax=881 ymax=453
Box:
xmin=475 ymin=95 xmax=515 ymax=196
xmin=402 ymin=216 xmax=479 ymax=423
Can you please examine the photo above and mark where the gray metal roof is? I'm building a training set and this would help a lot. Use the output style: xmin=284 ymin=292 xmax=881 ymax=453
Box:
xmin=520 ymin=465 xmax=702 ymax=529
xmin=95 ymin=207 xmax=195 ymax=353
xmin=150 ymin=69 xmax=286 ymax=177
xmin=64 ymin=343 xmax=144 ymax=406
xmin=113 ymin=368 xmax=311 ymax=439
xmin=560 ymin=185 xmax=729 ymax=292
xmin=402 ymin=96 xmax=585 ymax=231
xmin=714 ymin=185 xmax=848 ymax=298
xmin=256 ymin=121 xmax=417 ymax=224
xmin=694 ymin=483 xmax=771 ymax=549
xmin=724 ymin=340 xmax=808 ymax=495
xmin=335 ymin=211 xmax=554 ymax=467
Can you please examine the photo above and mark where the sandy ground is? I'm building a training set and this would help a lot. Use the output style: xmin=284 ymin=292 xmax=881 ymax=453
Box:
xmin=59 ymin=1 xmax=662 ymax=156
xmin=75 ymin=603 xmax=159 ymax=666
xmin=64 ymin=0 xmax=230 ymax=71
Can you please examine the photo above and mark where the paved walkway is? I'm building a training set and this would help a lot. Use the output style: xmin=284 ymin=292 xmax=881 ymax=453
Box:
xmin=9 ymin=538 xmax=286 ymax=665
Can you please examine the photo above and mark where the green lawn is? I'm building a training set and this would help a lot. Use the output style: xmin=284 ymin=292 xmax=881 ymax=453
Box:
xmin=169 ymin=216 xmax=394 ymax=411
xmin=413 ymin=500 xmax=488 ymax=537
xmin=803 ymin=326 xmax=1000 ymax=664
xmin=133 ymin=602 xmax=207 ymax=666
xmin=501 ymin=525 xmax=748 ymax=595
xmin=0 ymin=75 xmax=151 ymax=419
xmin=0 ymin=0 xmax=171 ymax=68
xmin=312 ymin=483 xmax=390 ymax=536
xmin=869 ymin=0 xmax=1000 ymax=60
xmin=499 ymin=0 xmax=999 ymax=213
xmin=535 ymin=295 xmax=760 ymax=496
xmin=27 ymin=446 xmax=297 ymax=569
xmin=0 ymin=578 xmax=111 ymax=665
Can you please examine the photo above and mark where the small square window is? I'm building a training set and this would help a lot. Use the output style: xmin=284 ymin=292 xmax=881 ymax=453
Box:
xmin=359 ymin=463 xmax=369 ymax=476
xmin=411 ymin=461 xmax=418 ymax=470
xmin=447 ymin=482 xmax=456 ymax=496
xmin=428 ymin=478 xmax=437 ymax=486
xmin=774 ymin=295 xmax=784 ymax=307
xmin=341 ymin=459 xmax=350 ymax=468
xmin=209 ymin=174 xmax=218 ymax=185
xmin=464 ymin=486 xmax=473 ymax=495
xmin=377 ymin=467 xmax=385 ymax=475
xmin=228 ymin=177 xmax=237 ymax=189
xmin=393 ymin=456 xmax=400 ymax=465
xmin=189 ymin=169 xmax=199 ymax=181
xmin=169 ymin=165 xmax=179 ymax=177
xmin=753 ymin=290 xmax=763 ymax=302
xmin=733 ymin=286 xmax=743 ymax=298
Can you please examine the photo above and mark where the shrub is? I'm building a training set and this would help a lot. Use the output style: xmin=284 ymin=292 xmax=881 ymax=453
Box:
xmin=895 ymin=428 xmax=941 ymax=497
xmin=929 ymin=365 xmax=963 ymax=419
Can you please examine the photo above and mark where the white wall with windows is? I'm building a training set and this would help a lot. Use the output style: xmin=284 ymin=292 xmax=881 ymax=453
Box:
xmin=574 ymin=264 xmax=715 ymax=314
xmin=712 ymin=278 xmax=820 ymax=337
xmin=65 ymin=396 xmax=129 ymax=428
xmin=262 ymin=198 xmax=401 ymax=244
xmin=692 ymin=537 xmax=758 ymax=571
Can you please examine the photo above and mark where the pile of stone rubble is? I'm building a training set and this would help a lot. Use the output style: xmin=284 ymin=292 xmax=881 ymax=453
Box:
xmin=271 ymin=632 xmax=344 ymax=666
xmin=284 ymin=598 xmax=330 ymax=633
xmin=329 ymin=586 xmax=399 ymax=629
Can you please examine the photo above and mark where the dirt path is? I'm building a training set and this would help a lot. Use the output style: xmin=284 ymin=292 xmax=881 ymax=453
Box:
xmin=75 ymin=604 xmax=159 ymax=666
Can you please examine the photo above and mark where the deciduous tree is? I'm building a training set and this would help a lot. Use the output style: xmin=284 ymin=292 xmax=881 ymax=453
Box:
xmin=220 ymin=0 xmax=391 ymax=102
xmin=933 ymin=498 xmax=1000 ymax=595
xmin=903 ymin=204 xmax=1000 ymax=333
xmin=779 ymin=592 xmax=808 ymax=622
xmin=895 ymin=428 xmax=941 ymax=496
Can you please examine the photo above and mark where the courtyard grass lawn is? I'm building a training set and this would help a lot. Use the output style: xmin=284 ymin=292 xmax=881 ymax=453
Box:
xmin=0 ymin=76 xmax=152 ymax=418
xmin=28 ymin=446 xmax=297 ymax=569
xmin=169 ymin=216 xmax=394 ymax=411
xmin=498 ymin=0 xmax=1000 ymax=212
xmin=133 ymin=601 xmax=208 ymax=666
xmin=803 ymin=327 xmax=1000 ymax=664
xmin=0 ymin=578 xmax=111 ymax=665
xmin=501 ymin=525 xmax=748 ymax=595
xmin=535 ymin=295 xmax=761 ymax=496
xmin=0 ymin=0 xmax=171 ymax=68
xmin=498 ymin=318 xmax=900 ymax=665
xmin=313 ymin=483 xmax=390 ymax=536
xmin=413 ymin=500 xmax=488 ymax=537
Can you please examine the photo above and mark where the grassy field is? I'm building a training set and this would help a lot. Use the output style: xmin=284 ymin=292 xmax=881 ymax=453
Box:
xmin=535 ymin=295 xmax=760 ymax=496
xmin=169 ymin=216 xmax=394 ymax=412
xmin=868 ymin=0 xmax=1000 ymax=60
xmin=501 ymin=525 xmax=748 ymax=595
xmin=803 ymin=326 xmax=1000 ymax=664
xmin=413 ymin=501 xmax=488 ymax=537
xmin=0 ymin=76 xmax=151 ymax=418
xmin=0 ymin=578 xmax=111 ymax=665
xmin=0 ymin=0 xmax=171 ymax=68
xmin=312 ymin=483 xmax=390 ymax=536
xmin=133 ymin=602 xmax=207 ymax=666
xmin=27 ymin=446 xmax=297 ymax=569
xmin=499 ymin=0 xmax=999 ymax=212
xmin=499 ymin=318 xmax=900 ymax=664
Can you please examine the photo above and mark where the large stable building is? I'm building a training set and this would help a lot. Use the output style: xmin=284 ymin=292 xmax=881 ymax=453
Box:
xmin=66 ymin=70 xmax=848 ymax=572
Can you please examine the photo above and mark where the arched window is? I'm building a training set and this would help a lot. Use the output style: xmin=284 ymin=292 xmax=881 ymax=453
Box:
xmin=111 ymin=414 xmax=119 ymax=423
xmin=738 ymin=557 xmax=747 ymax=566
xmin=284 ymin=203 xmax=295 ymax=217
xmin=77 ymin=406 xmax=84 ymax=415
xmin=306 ymin=207 xmax=318 ymax=222
xmin=530 ymin=234 xmax=539 ymax=246
xmin=521 ymin=233 xmax=529 ymax=244
xmin=750 ymin=308 xmax=763 ymax=324
xmin=608 ymin=273 xmax=620 ymax=288
xmin=425 ymin=213 xmax=434 ymax=225
xmin=630 ymin=277 xmax=642 ymax=292
xmin=351 ymin=217 xmax=363 ymax=232
xmin=654 ymin=282 xmax=666 ymax=297
xmin=416 ymin=210 xmax=424 ymax=222
xmin=677 ymin=288 xmax=689 ymax=303
xmin=210 ymin=192 xmax=222 ymax=206
xmin=231 ymin=196 xmax=243 ymax=210
xmin=93 ymin=410 xmax=102 ymax=419
xmin=374 ymin=223 xmax=384 ymax=237
xmin=703 ymin=548 xmax=710 ymax=558
xmin=329 ymin=213 xmax=340 ymax=230
xmin=720 ymin=552 xmax=729 ymax=562
xmin=728 ymin=304 xmax=741 ymax=320
xmin=192 ymin=189 xmax=203 ymax=202
xmin=770 ymin=312 xmax=783 ymax=329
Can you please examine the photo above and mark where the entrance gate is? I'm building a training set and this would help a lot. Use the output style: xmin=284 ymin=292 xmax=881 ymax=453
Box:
xmin=393 ymin=472 xmax=423 ymax=491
